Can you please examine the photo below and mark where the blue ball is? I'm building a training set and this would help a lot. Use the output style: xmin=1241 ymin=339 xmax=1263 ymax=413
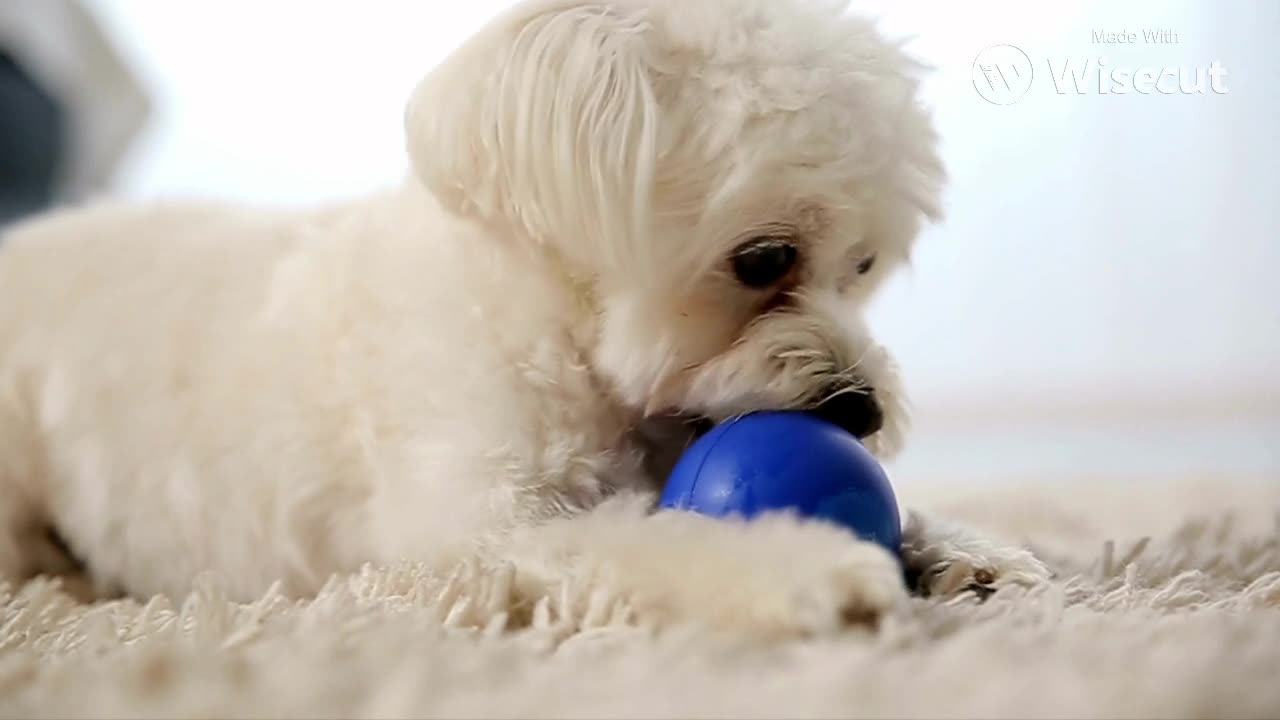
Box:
xmin=658 ymin=411 xmax=902 ymax=554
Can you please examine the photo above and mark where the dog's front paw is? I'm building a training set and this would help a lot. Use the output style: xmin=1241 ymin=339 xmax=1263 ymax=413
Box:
xmin=908 ymin=548 xmax=1050 ymax=600
xmin=778 ymin=534 xmax=908 ymax=633
xmin=506 ymin=498 xmax=909 ymax=637
xmin=901 ymin=510 xmax=1051 ymax=600
xmin=619 ymin=507 xmax=909 ymax=635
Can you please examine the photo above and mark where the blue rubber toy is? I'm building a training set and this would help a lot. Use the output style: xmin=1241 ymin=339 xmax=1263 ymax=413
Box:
xmin=658 ymin=411 xmax=902 ymax=554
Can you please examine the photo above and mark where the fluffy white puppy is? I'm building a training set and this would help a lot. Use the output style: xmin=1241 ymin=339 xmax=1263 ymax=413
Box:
xmin=0 ymin=0 xmax=1047 ymax=633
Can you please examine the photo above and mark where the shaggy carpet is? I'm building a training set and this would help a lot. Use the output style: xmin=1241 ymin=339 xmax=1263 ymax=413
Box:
xmin=1 ymin=477 xmax=1277 ymax=719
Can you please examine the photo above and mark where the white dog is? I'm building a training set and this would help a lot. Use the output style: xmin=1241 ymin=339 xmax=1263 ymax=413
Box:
xmin=0 ymin=0 xmax=1048 ymax=634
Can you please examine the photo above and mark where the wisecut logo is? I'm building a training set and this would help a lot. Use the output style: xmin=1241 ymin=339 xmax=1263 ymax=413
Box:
xmin=1046 ymin=57 xmax=1229 ymax=95
xmin=972 ymin=44 xmax=1035 ymax=105
xmin=972 ymin=42 xmax=1229 ymax=105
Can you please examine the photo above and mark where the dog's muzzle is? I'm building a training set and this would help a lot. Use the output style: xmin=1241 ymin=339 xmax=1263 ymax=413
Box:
xmin=810 ymin=384 xmax=883 ymax=440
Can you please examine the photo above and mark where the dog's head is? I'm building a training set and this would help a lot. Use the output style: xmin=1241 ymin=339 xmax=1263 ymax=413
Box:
xmin=407 ymin=0 xmax=943 ymax=457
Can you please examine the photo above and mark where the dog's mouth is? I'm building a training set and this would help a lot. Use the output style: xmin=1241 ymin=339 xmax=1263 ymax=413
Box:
xmin=684 ymin=414 xmax=717 ymax=438
xmin=634 ymin=389 xmax=882 ymax=485
xmin=676 ymin=387 xmax=884 ymax=442
xmin=809 ymin=387 xmax=884 ymax=440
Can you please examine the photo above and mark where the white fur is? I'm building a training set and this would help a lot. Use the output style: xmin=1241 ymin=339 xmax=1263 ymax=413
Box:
xmin=0 ymin=0 xmax=1046 ymax=630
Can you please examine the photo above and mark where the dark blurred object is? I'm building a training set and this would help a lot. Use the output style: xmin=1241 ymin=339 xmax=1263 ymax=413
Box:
xmin=0 ymin=49 xmax=66 ymax=225
xmin=0 ymin=0 xmax=149 ymax=229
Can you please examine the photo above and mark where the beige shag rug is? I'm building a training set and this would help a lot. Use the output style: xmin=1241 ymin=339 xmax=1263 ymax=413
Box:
xmin=1 ymin=477 xmax=1278 ymax=719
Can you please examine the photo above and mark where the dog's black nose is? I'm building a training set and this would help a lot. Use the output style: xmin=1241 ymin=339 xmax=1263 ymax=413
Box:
xmin=811 ymin=386 xmax=883 ymax=439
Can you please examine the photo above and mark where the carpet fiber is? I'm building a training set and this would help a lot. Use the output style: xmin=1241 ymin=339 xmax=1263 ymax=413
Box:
xmin=2 ymin=478 xmax=1278 ymax=719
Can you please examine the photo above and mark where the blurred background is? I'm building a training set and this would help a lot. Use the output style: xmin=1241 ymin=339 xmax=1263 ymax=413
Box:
xmin=2 ymin=0 xmax=1276 ymax=488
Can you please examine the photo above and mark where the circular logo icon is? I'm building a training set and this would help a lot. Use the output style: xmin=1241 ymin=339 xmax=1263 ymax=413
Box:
xmin=972 ymin=44 xmax=1033 ymax=105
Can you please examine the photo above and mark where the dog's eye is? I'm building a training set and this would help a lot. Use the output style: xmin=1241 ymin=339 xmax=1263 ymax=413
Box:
xmin=731 ymin=237 xmax=798 ymax=289
xmin=856 ymin=254 xmax=877 ymax=275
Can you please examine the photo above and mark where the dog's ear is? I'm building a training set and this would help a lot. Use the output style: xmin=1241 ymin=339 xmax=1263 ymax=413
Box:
xmin=406 ymin=2 xmax=657 ymax=259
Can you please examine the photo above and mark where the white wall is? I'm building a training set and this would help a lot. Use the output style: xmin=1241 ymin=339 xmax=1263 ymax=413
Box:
xmin=86 ymin=0 xmax=1279 ymax=481
xmin=88 ymin=0 xmax=510 ymax=205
